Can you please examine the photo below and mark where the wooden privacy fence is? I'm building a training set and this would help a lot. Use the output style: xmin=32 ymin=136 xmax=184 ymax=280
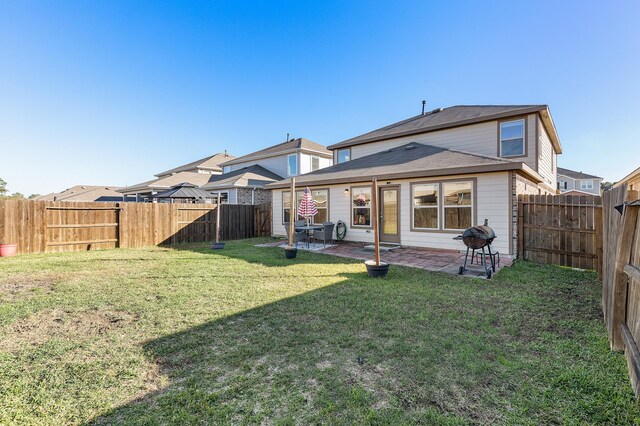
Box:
xmin=0 ymin=200 xmax=272 ymax=255
xmin=601 ymin=185 xmax=640 ymax=395
xmin=518 ymin=194 xmax=603 ymax=272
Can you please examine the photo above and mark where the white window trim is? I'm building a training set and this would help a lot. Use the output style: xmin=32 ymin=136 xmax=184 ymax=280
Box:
xmin=580 ymin=180 xmax=593 ymax=190
xmin=442 ymin=181 xmax=474 ymax=231
xmin=499 ymin=119 xmax=525 ymax=157
xmin=351 ymin=186 xmax=372 ymax=228
xmin=310 ymin=155 xmax=320 ymax=172
xmin=337 ymin=148 xmax=351 ymax=164
xmin=412 ymin=183 xmax=439 ymax=230
xmin=287 ymin=154 xmax=298 ymax=176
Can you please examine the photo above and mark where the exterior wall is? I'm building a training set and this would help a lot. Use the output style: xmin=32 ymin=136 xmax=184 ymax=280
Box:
xmin=228 ymin=152 xmax=332 ymax=178
xmin=537 ymin=120 xmax=557 ymax=191
xmin=228 ymin=155 xmax=290 ymax=179
xmin=272 ymin=171 xmax=514 ymax=255
xmin=236 ymin=188 xmax=272 ymax=205
xmin=299 ymin=153 xmax=333 ymax=174
xmin=348 ymin=114 xmax=538 ymax=172
xmin=228 ymin=188 xmax=238 ymax=204
xmin=512 ymin=172 xmax=541 ymax=256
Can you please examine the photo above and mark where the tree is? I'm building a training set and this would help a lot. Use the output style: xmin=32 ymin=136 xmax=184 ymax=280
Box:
xmin=28 ymin=194 xmax=41 ymax=199
xmin=0 ymin=178 xmax=7 ymax=196
xmin=10 ymin=192 xmax=25 ymax=199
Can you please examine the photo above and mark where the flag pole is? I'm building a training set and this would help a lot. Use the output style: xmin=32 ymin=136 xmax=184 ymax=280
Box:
xmin=215 ymin=191 xmax=221 ymax=243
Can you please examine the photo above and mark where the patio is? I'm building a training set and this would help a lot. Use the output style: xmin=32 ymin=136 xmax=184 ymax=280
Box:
xmin=260 ymin=240 xmax=513 ymax=278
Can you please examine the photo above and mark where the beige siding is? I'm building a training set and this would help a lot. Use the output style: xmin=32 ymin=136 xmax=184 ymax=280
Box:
xmin=537 ymin=118 xmax=557 ymax=190
xmin=229 ymin=154 xmax=290 ymax=178
xmin=272 ymin=172 xmax=513 ymax=255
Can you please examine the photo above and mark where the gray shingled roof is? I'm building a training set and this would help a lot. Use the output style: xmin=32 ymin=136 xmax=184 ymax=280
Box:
xmin=155 ymin=152 xmax=235 ymax=177
xmin=220 ymin=138 xmax=331 ymax=166
xmin=118 ymin=172 xmax=212 ymax=194
xmin=557 ymin=167 xmax=602 ymax=180
xmin=201 ymin=165 xmax=283 ymax=190
xmin=328 ymin=105 xmax=548 ymax=150
xmin=267 ymin=142 xmax=541 ymax=188
xmin=36 ymin=185 xmax=123 ymax=202
xmin=151 ymin=183 xmax=215 ymax=200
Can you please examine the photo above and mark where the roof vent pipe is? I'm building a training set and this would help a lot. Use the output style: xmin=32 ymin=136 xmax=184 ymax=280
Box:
xmin=421 ymin=100 xmax=426 ymax=115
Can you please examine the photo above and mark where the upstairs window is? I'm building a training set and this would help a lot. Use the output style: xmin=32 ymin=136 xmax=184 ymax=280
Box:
xmin=337 ymin=148 xmax=351 ymax=164
xmin=580 ymin=180 xmax=593 ymax=190
xmin=222 ymin=166 xmax=231 ymax=174
xmin=500 ymin=119 xmax=525 ymax=157
xmin=288 ymin=154 xmax=298 ymax=176
xmin=311 ymin=156 xmax=320 ymax=172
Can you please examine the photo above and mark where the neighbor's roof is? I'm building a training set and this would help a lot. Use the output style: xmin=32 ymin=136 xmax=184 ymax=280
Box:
xmin=557 ymin=167 xmax=602 ymax=180
xmin=328 ymin=105 xmax=562 ymax=154
xmin=201 ymin=165 xmax=284 ymax=190
xmin=220 ymin=138 xmax=331 ymax=166
xmin=36 ymin=185 xmax=123 ymax=202
xmin=151 ymin=183 xmax=215 ymax=199
xmin=614 ymin=165 xmax=640 ymax=188
xmin=267 ymin=142 xmax=543 ymax=188
xmin=118 ymin=172 xmax=212 ymax=194
xmin=155 ymin=152 xmax=235 ymax=177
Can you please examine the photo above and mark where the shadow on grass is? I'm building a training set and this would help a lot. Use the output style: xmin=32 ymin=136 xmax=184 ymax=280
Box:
xmin=85 ymin=257 xmax=635 ymax=425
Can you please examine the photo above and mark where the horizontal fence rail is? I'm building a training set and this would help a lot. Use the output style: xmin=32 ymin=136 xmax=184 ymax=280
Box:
xmin=0 ymin=200 xmax=271 ymax=254
xmin=518 ymin=194 xmax=603 ymax=272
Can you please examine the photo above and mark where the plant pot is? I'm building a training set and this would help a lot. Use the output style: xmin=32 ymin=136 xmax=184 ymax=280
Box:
xmin=0 ymin=244 xmax=18 ymax=257
xmin=284 ymin=246 xmax=298 ymax=259
xmin=211 ymin=242 xmax=225 ymax=250
xmin=365 ymin=260 xmax=389 ymax=277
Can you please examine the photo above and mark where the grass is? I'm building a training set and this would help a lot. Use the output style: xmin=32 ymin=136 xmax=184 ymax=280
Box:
xmin=0 ymin=238 xmax=638 ymax=425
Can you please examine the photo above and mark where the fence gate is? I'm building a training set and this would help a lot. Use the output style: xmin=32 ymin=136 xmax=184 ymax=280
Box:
xmin=518 ymin=194 xmax=603 ymax=272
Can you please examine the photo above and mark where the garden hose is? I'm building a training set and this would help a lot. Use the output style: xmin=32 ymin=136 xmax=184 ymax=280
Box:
xmin=335 ymin=220 xmax=347 ymax=241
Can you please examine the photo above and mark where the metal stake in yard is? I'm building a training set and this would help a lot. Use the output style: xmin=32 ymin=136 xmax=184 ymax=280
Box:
xmin=216 ymin=191 xmax=221 ymax=244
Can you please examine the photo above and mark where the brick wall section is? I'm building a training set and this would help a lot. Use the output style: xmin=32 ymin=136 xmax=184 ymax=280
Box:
xmin=236 ymin=188 xmax=272 ymax=205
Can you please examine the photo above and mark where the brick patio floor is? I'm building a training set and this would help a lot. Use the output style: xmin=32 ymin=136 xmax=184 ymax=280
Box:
xmin=262 ymin=239 xmax=513 ymax=278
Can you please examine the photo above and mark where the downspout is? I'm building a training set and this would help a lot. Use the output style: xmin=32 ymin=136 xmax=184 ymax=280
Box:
xmin=251 ymin=187 xmax=256 ymax=204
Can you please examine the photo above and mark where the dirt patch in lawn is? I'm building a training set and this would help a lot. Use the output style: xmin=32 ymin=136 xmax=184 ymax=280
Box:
xmin=0 ymin=308 xmax=136 ymax=352
xmin=0 ymin=274 xmax=60 ymax=301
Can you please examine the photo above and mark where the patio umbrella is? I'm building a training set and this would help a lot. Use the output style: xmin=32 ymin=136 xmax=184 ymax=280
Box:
xmin=298 ymin=187 xmax=318 ymax=225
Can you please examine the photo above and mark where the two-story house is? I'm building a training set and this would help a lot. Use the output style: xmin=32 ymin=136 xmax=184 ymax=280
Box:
xmin=267 ymin=105 xmax=562 ymax=257
xmin=201 ymin=138 xmax=333 ymax=204
xmin=557 ymin=167 xmax=602 ymax=195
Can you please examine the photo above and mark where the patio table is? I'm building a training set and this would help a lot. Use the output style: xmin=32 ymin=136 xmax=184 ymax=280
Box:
xmin=295 ymin=224 xmax=323 ymax=249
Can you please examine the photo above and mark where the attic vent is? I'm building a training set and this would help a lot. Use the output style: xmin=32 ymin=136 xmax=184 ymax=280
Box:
xmin=431 ymin=107 xmax=443 ymax=113
xmin=405 ymin=144 xmax=416 ymax=150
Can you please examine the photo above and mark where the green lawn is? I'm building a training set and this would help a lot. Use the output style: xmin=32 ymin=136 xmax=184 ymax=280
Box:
xmin=0 ymin=239 xmax=638 ymax=425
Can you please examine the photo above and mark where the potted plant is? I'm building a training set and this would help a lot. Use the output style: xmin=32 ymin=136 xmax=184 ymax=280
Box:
xmin=211 ymin=192 xmax=225 ymax=250
xmin=365 ymin=177 xmax=389 ymax=277
xmin=0 ymin=241 xmax=18 ymax=257
xmin=284 ymin=177 xmax=298 ymax=259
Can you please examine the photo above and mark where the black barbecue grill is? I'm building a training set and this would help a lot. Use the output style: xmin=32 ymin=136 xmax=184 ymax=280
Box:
xmin=453 ymin=219 xmax=499 ymax=278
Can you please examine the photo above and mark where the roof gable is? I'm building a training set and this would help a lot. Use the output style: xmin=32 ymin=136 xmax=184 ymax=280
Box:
xmin=155 ymin=152 xmax=235 ymax=177
xmin=220 ymin=138 xmax=330 ymax=166
xmin=327 ymin=105 xmax=562 ymax=153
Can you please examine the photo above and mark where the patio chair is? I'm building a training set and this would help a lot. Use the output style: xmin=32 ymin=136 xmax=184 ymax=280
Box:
xmin=312 ymin=222 xmax=335 ymax=247
xmin=285 ymin=226 xmax=307 ymax=248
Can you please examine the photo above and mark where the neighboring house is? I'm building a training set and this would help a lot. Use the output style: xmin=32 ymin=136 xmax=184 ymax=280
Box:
xmin=556 ymin=167 xmax=602 ymax=195
xmin=267 ymin=105 xmax=563 ymax=257
xmin=200 ymin=164 xmax=284 ymax=204
xmin=219 ymin=138 xmax=333 ymax=179
xmin=36 ymin=185 xmax=123 ymax=202
xmin=119 ymin=172 xmax=212 ymax=201
xmin=151 ymin=183 xmax=217 ymax=204
xmin=154 ymin=152 xmax=235 ymax=177
xmin=118 ymin=152 xmax=233 ymax=201
xmin=614 ymin=165 xmax=640 ymax=191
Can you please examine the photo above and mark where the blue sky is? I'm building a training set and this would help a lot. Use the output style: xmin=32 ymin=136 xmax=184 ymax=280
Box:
xmin=1 ymin=1 xmax=638 ymax=195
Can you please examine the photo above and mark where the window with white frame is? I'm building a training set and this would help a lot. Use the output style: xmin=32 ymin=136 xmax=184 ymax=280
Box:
xmin=352 ymin=187 xmax=371 ymax=227
xmin=337 ymin=148 xmax=351 ymax=164
xmin=412 ymin=183 xmax=439 ymax=229
xmin=222 ymin=166 xmax=231 ymax=174
xmin=287 ymin=154 xmax=298 ymax=176
xmin=283 ymin=189 xmax=328 ymax=224
xmin=311 ymin=156 xmax=320 ymax=172
xmin=443 ymin=181 xmax=472 ymax=230
xmin=580 ymin=180 xmax=593 ymax=190
xmin=500 ymin=119 xmax=525 ymax=157
xmin=211 ymin=191 xmax=229 ymax=204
